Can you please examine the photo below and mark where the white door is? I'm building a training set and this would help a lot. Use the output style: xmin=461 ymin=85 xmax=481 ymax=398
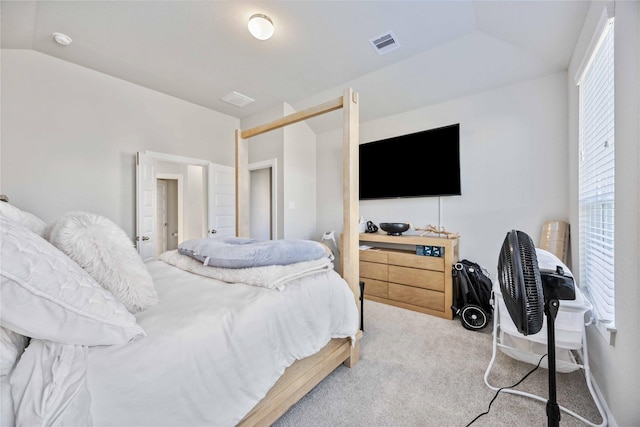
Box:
xmin=208 ymin=163 xmax=235 ymax=237
xmin=157 ymin=179 xmax=168 ymax=256
xmin=136 ymin=152 xmax=157 ymax=261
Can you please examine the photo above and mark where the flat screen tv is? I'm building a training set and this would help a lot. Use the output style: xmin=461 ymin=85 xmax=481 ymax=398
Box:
xmin=359 ymin=123 xmax=461 ymax=200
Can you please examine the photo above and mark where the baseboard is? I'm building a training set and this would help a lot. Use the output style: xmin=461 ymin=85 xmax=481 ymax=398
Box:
xmin=589 ymin=374 xmax=616 ymax=426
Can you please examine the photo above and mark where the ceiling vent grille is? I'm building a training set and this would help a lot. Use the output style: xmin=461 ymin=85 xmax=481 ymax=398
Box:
xmin=221 ymin=91 xmax=255 ymax=107
xmin=369 ymin=31 xmax=400 ymax=55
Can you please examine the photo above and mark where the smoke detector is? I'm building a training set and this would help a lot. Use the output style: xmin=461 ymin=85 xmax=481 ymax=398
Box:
xmin=369 ymin=31 xmax=400 ymax=55
xmin=53 ymin=32 xmax=72 ymax=46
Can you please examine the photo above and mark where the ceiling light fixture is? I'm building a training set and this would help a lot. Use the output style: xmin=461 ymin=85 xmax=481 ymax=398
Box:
xmin=53 ymin=32 xmax=72 ymax=46
xmin=248 ymin=14 xmax=274 ymax=40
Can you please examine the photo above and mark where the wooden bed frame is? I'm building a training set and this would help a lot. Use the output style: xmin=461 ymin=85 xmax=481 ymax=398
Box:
xmin=235 ymin=87 xmax=361 ymax=426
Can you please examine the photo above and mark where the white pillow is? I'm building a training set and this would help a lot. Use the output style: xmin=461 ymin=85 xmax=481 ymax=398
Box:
xmin=0 ymin=216 xmax=146 ymax=346
xmin=47 ymin=212 xmax=159 ymax=313
xmin=0 ymin=201 xmax=46 ymax=236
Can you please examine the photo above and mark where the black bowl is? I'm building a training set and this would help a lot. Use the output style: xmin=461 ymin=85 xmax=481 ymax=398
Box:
xmin=379 ymin=222 xmax=410 ymax=236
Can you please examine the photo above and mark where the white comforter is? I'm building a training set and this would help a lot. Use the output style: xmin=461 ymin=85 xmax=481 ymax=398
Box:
xmin=10 ymin=259 xmax=358 ymax=426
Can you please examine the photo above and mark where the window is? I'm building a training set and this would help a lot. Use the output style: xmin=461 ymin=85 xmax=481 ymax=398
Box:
xmin=577 ymin=17 xmax=615 ymax=325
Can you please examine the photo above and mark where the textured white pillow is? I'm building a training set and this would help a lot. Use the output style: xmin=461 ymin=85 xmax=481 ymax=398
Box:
xmin=0 ymin=201 xmax=47 ymax=236
xmin=0 ymin=216 xmax=145 ymax=345
xmin=47 ymin=212 xmax=159 ymax=313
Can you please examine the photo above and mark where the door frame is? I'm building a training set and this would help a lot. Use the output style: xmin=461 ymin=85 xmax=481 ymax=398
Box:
xmin=249 ymin=158 xmax=278 ymax=240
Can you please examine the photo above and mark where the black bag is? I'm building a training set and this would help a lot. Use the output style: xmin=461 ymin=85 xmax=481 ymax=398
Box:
xmin=454 ymin=259 xmax=493 ymax=315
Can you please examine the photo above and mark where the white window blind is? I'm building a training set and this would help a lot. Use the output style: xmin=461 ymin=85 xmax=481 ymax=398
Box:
xmin=578 ymin=18 xmax=615 ymax=323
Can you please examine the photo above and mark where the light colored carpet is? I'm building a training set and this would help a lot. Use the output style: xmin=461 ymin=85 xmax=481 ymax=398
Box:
xmin=273 ymin=300 xmax=605 ymax=427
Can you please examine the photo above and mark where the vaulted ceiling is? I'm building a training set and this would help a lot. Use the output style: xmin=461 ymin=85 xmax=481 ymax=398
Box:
xmin=1 ymin=1 xmax=591 ymax=132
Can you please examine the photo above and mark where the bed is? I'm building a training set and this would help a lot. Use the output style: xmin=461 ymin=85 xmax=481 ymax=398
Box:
xmin=1 ymin=205 xmax=359 ymax=426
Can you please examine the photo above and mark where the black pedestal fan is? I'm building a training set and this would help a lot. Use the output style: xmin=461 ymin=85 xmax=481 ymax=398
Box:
xmin=497 ymin=230 xmax=576 ymax=427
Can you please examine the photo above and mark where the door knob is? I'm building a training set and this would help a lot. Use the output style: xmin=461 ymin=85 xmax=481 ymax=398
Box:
xmin=210 ymin=229 xmax=217 ymax=234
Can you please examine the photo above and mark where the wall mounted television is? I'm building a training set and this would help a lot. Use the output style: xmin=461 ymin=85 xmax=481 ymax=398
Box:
xmin=359 ymin=123 xmax=461 ymax=200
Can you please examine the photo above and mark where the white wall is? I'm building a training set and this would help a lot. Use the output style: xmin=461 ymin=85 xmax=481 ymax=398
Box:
xmin=283 ymin=104 xmax=317 ymax=240
xmin=568 ymin=2 xmax=639 ymax=425
xmin=317 ymin=72 xmax=569 ymax=278
xmin=0 ymin=49 xmax=239 ymax=237
xmin=185 ymin=164 xmax=205 ymax=240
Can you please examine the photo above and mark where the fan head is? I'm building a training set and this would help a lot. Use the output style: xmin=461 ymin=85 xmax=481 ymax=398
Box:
xmin=497 ymin=230 xmax=544 ymax=336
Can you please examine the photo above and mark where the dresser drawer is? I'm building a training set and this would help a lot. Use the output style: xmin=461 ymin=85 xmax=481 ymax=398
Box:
xmin=360 ymin=261 xmax=388 ymax=281
xmin=388 ymin=283 xmax=444 ymax=312
xmin=388 ymin=252 xmax=444 ymax=271
xmin=360 ymin=278 xmax=388 ymax=298
xmin=360 ymin=249 xmax=388 ymax=263
xmin=388 ymin=265 xmax=444 ymax=292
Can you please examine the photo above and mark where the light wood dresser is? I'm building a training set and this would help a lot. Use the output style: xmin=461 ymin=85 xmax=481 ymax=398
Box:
xmin=359 ymin=232 xmax=459 ymax=320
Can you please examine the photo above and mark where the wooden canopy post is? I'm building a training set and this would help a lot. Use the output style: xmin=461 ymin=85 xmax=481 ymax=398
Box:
xmin=342 ymin=87 xmax=359 ymax=299
xmin=235 ymin=129 xmax=250 ymax=237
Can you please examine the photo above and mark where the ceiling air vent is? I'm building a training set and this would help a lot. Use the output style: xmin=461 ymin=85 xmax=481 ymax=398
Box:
xmin=369 ymin=31 xmax=400 ymax=55
xmin=221 ymin=91 xmax=255 ymax=108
